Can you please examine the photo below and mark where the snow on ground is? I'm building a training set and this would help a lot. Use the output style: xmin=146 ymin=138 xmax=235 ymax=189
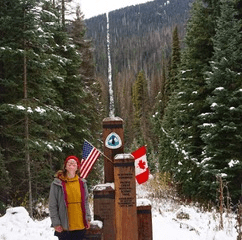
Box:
xmin=136 ymin=181 xmax=236 ymax=240
xmin=0 ymin=207 xmax=56 ymax=240
xmin=0 ymin=180 xmax=237 ymax=240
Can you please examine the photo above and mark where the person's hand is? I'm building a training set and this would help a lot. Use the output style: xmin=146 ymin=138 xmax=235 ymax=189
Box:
xmin=86 ymin=221 xmax=91 ymax=229
xmin=54 ymin=225 xmax=63 ymax=232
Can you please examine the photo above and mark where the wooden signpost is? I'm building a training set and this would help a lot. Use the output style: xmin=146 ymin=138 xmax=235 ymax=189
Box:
xmin=92 ymin=116 xmax=152 ymax=240
xmin=114 ymin=154 xmax=138 ymax=240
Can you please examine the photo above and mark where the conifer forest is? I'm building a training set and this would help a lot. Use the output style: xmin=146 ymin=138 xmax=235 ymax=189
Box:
xmin=0 ymin=0 xmax=242 ymax=216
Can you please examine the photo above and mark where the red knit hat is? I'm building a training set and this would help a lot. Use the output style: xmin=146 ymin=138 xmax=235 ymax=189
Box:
xmin=64 ymin=155 xmax=81 ymax=169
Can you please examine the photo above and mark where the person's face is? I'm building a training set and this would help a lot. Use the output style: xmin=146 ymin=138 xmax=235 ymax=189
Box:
xmin=65 ymin=159 xmax=78 ymax=174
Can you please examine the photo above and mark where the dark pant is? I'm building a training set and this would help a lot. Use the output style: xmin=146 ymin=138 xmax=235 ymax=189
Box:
xmin=54 ymin=230 xmax=86 ymax=240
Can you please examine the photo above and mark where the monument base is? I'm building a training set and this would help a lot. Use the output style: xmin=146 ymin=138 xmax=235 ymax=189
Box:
xmin=93 ymin=183 xmax=115 ymax=240
xmin=137 ymin=199 xmax=153 ymax=240
xmin=84 ymin=220 xmax=103 ymax=240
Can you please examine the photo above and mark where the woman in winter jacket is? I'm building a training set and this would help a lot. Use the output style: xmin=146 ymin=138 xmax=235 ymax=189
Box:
xmin=49 ymin=155 xmax=91 ymax=240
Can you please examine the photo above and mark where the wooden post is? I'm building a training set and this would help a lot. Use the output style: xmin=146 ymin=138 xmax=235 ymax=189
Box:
xmin=93 ymin=184 xmax=115 ymax=240
xmin=103 ymin=117 xmax=124 ymax=183
xmin=84 ymin=220 xmax=103 ymax=240
xmin=137 ymin=199 xmax=153 ymax=240
xmin=114 ymin=154 xmax=138 ymax=240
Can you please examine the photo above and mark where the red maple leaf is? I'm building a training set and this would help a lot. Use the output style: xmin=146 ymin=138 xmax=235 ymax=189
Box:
xmin=138 ymin=160 xmax=146 ymax=169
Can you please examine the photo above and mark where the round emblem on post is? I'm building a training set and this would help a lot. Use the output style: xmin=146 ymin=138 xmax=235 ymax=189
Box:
xmin=105 ymin=132 xmax=122 ymax=149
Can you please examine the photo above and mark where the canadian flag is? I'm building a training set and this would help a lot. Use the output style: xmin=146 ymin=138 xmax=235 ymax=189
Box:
xmin=132 ymin=146 xmax=149 ymax=184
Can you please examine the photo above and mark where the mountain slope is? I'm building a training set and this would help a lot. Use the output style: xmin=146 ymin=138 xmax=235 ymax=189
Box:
xmin=85 ymin=0 xmax=194 ymax=79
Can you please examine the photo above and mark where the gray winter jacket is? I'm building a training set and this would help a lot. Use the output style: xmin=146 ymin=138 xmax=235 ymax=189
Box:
xmin=49 ymin=177 xmax=91 ymax=230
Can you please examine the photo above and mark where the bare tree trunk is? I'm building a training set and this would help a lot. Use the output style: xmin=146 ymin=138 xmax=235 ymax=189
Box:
xmin=237 ymin=201 xmax=242 ymax=240
xmin=62 ymin=0 xmax=65 ymax=27
xmin=23 ymin=30 xmax=32 ymax=218
xmin=218 ymin=176 xmax=224 ymax=230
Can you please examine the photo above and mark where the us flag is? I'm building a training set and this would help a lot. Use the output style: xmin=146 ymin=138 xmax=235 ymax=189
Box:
xmin=80 ymin=140 xmax=101 ymax=179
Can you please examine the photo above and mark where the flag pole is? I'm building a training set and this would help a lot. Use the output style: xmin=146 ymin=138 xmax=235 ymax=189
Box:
xmin=100 ymin=151 xmax=113 ymax=164
xmin=84 ymin=139 xmax=113 ymax=164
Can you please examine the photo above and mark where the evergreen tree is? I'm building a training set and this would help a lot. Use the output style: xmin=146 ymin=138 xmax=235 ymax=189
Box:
xmin=0 ymin=150 xmax=10 ymax=214
xmin=67 ymin=6 xmax=104 ymax=183
xmin=166 ymin=26 xmax=181 ymax=97
xmin=235 ymin=0 xmax=242 ymax=21
xmin=200 ymin=0 xmax=242 ymax=201
xmin=156 ymin=0 xmax=220 ymax=200
xmin=0 ymin=0 xmax=71 ymax=211
xmin=153 ymin=26 xmax=182 ymax=189
xmin=132 ymin=70 xmax=151 ymax=146
xmin=152 ymin=63 xmax=167 ymax=153
xmin=173 ymin=0 xmax=214 ymax=162
xmin=0 ymin=0 xmax=104 ymax=212
xmin=70 ymin=6 xmax=104 ymax=145
xmin=152 ymin=64 xmax=167 ymax=125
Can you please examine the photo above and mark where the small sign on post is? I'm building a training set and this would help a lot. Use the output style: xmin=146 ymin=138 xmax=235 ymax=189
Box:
xmin=114 ymin=154 xmax=138 ymax=240
xmin=102 ymin=117 xmax=124 ymax=183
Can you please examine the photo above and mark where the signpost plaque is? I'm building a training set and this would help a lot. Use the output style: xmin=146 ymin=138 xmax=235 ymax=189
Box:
xmin=114 ymin=154 xmax=138 ymax=240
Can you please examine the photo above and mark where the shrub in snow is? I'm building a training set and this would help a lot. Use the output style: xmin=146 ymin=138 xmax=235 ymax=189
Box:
xmin=176 ymin=211 xmax=190 ymax=220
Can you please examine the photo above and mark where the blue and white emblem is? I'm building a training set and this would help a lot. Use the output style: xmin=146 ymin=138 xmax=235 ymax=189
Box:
xmin=105 ymin=132 xmax=122 ymax=149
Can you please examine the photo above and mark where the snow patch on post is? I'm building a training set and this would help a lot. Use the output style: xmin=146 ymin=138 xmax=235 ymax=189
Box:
xmin=137 ymin=198 xmax=151 ymax=207
xmin=93 ymin=183 xmax=115 ymax=191
xmin=114 ymin=153 xmax=134 ymax=160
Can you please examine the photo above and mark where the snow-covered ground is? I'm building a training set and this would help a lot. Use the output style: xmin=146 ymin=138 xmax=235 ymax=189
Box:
xmin=0 ymin=180 xmax=237 ymax=240
xmin=136 ymin=181 xmax=237 ymax=240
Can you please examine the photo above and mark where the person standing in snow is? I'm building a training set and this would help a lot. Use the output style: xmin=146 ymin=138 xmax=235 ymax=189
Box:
xmin=49 ymin=155 xmax=91 ymax=240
